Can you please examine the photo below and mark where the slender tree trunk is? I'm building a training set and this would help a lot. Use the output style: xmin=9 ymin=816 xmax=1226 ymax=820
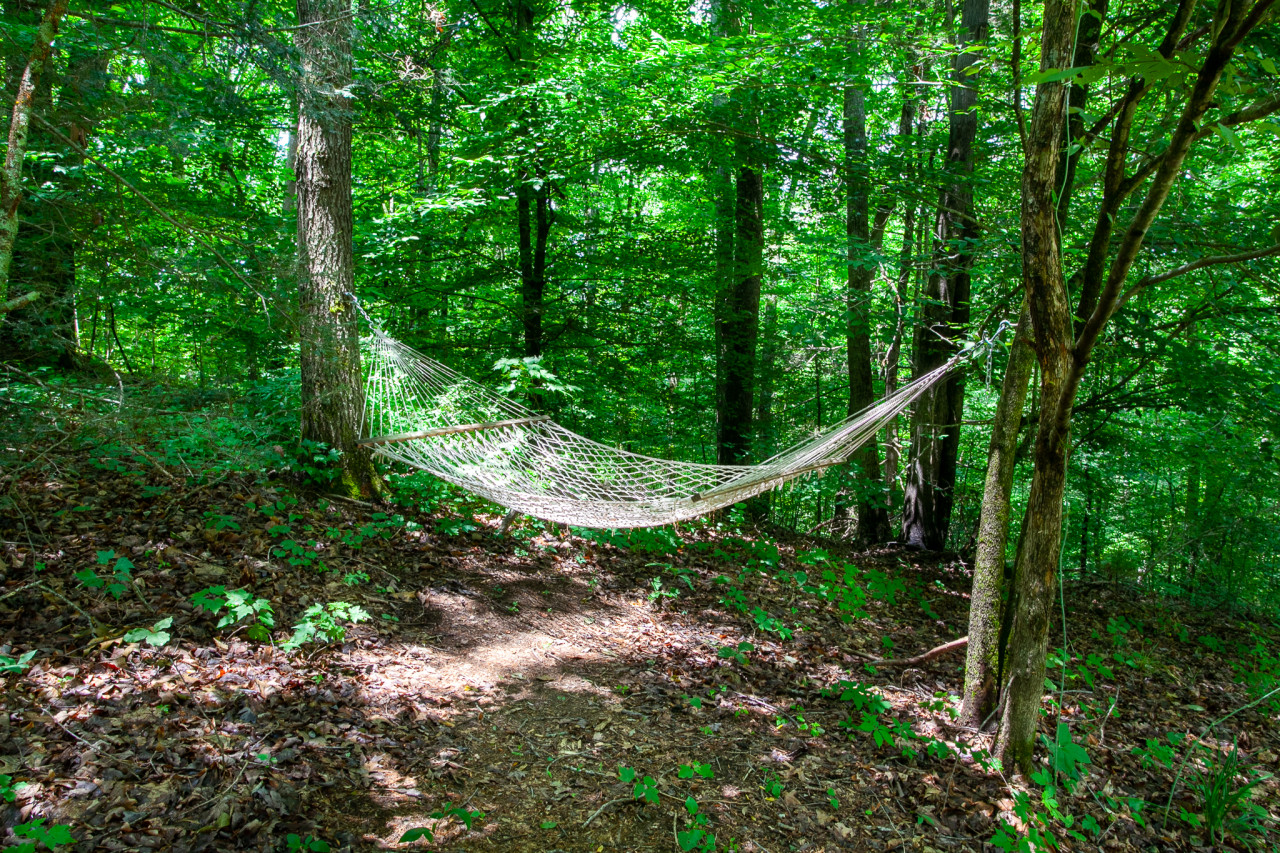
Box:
xmin=0 ymin=0 xmax=68 ymax=314
xmin=997 ymin=0 xmax=1264 ymax=772
xmin=960 ymin=301 xmax=1033 ymax=727
xmin=756 ymin=293 xmax=778 ymax=454
xmin=517 ymin=178 xmax=550 ymax=357
xmin=295 ymin=0 xmax=380 ymax=498
xmin=718 ymin=152 xmax=763 ymax=466
xmin=882 ymin=85 xmax=919 ymax=519
xmin=710 ymin=0 xmax=763 ymax=471
xmin=843 ymin=80 xmax=890 ymax=544
xmin=902 ymin=0 xmax=989 ymax=550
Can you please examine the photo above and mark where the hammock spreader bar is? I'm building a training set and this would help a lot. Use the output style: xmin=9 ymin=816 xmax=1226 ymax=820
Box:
xmin=357 ymin=415 xmax=552 ymax=446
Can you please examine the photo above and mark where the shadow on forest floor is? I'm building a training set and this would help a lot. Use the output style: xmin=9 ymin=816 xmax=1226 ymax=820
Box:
xmin=1 ymin=455 xmax=1279 ymax=852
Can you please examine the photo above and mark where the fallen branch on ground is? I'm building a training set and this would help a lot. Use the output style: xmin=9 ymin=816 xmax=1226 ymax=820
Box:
xmin=866 ymin=636 xmax=968 ymax=667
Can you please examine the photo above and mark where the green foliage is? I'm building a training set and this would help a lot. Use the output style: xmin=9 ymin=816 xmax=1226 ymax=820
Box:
xmin=716 ymin=642 xmax=753 ymax=665
xmin=398 ymin=802 xmax=485 ymax=844
xmin=678 ymin=795 xmax=717 ymax=851
xmin=1040 ymin=722 xmax=1092 ymax=791
xmin=10 ymin=818 xmax=75 ymax=852
xmin=285 ymin=834 xmax=330 ymax=852
xmin=618 ymin=766 xmax=659 ymax=804
xmin=0 ymin=649 xmax=38 ymax=675
xmin=282 ymin=602 xmax=371 ymax=651
xmin=677 ymin=762 xmax=714 ymax=779
xmin=1133 ymin=733 xmax=1183 ymax=770
xmin=191 ymin=587 xmax=275 ymax=641
xmin=493 ymin=356 xmax=580 ymax=400
xmin=1 ymin=774 xmax=23 ymax=802
xmin=74 ymin=551 xmax=134 ymax=600
xmin=1186 ymin=741 xmax=1272 ymax=846
xmin=123 ymin=617 xmax=173 ymax=648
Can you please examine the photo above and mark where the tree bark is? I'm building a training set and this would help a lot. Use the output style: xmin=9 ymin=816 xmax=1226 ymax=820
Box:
xmin=517 ymin=177 xmax=550 ymax=357
xmin=718 ymin=151 xmax=763 ymax=467
xmin=0 ymin=0 xmax=68 ymax=309
xmin=295 ymin=0 xmax=380 ymax=498
xmin=960 ymin=301 xmax=1034 ymax=727
xmin=994 ymin=0 xmax=1267 ymax=773
xmin=842 ymin=80 xmax=890 ymax=544
xmin=711 ymin=0 xmax=762 ymax=470
xmin=883 ymin=84 xmax=920 ymax=517
xmin=901 ymin=0 xmax=989 ymax=550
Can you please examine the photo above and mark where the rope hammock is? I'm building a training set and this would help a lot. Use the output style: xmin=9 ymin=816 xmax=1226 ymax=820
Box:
xmin=358 ymin=324 xmax=968 ymax=529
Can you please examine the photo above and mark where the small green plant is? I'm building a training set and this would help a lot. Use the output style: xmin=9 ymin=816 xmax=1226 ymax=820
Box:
xmin=272 ymin=538 xmax=326 ymax=571
xmin=342 ymin=571 xmax=370 ymax=586
xmin=285 ymin=439 xmax=343 ymax=488
xmin=822 ymin=679 xmax=891 ymax=713
xmin=282 ymin=601 xmax=371 ymax=651
xmin=123 ymin=617 xmax=173 ymax=648
xmin=202 ymin=511 xmax=241 ymax=531
xmin=285 ymin=834 xmax=330 ymax=852
xmin=717 ymin=641 xmax=753 ymax=665
xmin=762 ymin=772 xmax=784 ymax=798
xmin=0 ymin=649 xmax=37 ymax=674
xmin=647 ymin=577 xmax=678 ymax=602
xmin=619 ymin=766 xmax=660 ymax=804
xmin=10 ymin=818 xmax=75 ymax=852
xmin=400 ymin=801 xmax=485 ymax=844
xmin=826 ymin=788 xmax=839 ymax=810
xmin=1133 ymin=733 xmax=1183 ymax=769
xmin=74 ymin=550 xmax=134 ymax=599
xmin=435 ymin=517 xmax=478 ymax=536
xmin=1186 ymin=741 xmax=1272 ymax=846
xmin=192 ymin=586 xmax=275 ymax=641
xmin=678 ymin=762 xmax=714 ymax=779
xmin=678 ymin=796 xmax=717 ymax=851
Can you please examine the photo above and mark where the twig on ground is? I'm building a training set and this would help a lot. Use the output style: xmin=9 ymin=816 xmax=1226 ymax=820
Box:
xmin=583 ymin=796 xmax=633 ymax=828
xmin=866 ymin=636 xmax=968 ymax=667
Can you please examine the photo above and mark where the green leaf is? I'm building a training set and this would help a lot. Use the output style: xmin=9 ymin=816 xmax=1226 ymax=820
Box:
xmin=685 ymin=795 xmax=698 ymax=815
xmin=618 ymin=766 xmax=636 ymax=783
xmin=676 ymin=828 xmax=705 ymax=851
xmin=399 ymin=827 xmax=434 ymax=842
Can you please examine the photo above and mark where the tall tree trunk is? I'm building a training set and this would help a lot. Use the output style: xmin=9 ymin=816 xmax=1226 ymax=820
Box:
xmin=901 ymin=0 xmax=989 ymax=550
xmin=881 ymin=83 xmax=920 ymax=521
xmin=718 ymin=150 xmax=763 ymax=466
xmin=711 ymin=0 xmax=763 ymax=470
xmin=517 ymin=178 xmax=550 ymax=357
xmin=295 ymin=0 xmax=379 ymax=498
xmin=842 ymin=80 xmax=890 ymax=544
xmin=0 ymin=0 xmax=67 ymax=315
xmin=994 ymin=0 xmax=1261 ymax=773
xmin=960 ymin=301 xmax=1034 ymax=727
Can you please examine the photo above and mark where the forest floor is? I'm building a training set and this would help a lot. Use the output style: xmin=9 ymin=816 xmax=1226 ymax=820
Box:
xmin=2 ymin=427 xmax=1279 ymax=852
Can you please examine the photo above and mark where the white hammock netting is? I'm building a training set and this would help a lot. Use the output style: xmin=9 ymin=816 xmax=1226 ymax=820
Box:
xmin=359 ymin=327 xmax=963 ymax=529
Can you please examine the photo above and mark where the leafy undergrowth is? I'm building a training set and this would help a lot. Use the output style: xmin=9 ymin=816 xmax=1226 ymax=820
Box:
xmin=1 ymin=436 xmax=1279 ymax=851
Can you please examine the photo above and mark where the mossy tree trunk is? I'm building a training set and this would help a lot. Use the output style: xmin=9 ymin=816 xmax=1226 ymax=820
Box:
xmin=0 ymin=0 xmax=67 ymax=316
xmin=295 ymin=0 xmax=380 ymax=498
xmin=961 ymin=301 xmax=1034 ymax=728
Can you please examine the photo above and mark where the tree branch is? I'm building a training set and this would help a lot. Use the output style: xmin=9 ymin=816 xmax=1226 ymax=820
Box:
xmin=1117 ymin=242 xmax=1280 ymax=309
xmin=31 ymin=114 xmax=274 ymax=317
xmin=0 ymin=289 xmax=38 ymax=315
